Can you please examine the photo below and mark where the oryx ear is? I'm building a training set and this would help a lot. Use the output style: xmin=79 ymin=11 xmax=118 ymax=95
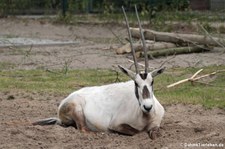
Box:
xmin=118 ymin=65 xmax=136 ymax=80
xmin=151 ymin=67 xmax=165 ymax=78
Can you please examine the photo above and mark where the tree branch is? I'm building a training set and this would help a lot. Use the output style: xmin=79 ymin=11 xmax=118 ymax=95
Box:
xmin=167 ymin=69 xmax=225 ymax=88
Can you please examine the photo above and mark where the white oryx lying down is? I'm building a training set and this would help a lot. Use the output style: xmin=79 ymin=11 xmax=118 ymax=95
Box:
xmin=32 ymin=6 xmax=165 ymax=139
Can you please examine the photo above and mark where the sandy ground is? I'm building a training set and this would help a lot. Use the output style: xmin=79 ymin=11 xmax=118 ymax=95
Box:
xmin=0 ymin=18 xmax=225 ymax=149
xmin=0 ymin=91 xmax=225 ymax=149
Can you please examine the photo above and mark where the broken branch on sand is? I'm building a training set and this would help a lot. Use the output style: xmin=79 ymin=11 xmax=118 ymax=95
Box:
xmin=167 ymin=69 xmax=225 ymax=88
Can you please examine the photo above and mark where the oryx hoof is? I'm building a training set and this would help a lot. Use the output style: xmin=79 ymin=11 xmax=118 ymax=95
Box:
xmin=148 ymin=126 xmax=161 ymax=140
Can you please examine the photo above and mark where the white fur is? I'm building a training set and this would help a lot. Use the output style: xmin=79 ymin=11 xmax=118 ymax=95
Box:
xmin=58 ymin=79 xmax=164 ymax=133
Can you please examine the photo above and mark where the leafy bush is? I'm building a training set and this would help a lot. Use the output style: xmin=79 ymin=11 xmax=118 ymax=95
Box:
xmin=0 ymin=0 xmax=61 ymax=16
xmin=0 ymin=0 xmax=190 ymax=16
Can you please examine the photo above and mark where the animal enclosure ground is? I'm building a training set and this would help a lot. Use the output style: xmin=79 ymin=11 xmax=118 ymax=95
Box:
xmin=0 ymin=18 xmax=225 ymax=70
xmin=0 ymin=91 xmax=225 ymax=149
xmin=0 ymin=18 xmax=225 ymax=149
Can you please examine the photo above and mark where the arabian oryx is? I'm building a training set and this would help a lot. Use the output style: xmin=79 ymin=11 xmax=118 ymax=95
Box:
xmin=32 ymin=6 xmax=165 ymax=139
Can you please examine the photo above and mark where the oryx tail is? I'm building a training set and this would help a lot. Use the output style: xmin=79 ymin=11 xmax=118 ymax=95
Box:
xmin=32 ymin=117 xmax=61 ymax=126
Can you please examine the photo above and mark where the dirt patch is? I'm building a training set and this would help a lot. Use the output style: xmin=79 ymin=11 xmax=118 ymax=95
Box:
xmin=0 ymin=91 xmax=225 ymax=149
xmin=0 ymin=18 xmax=225 ymax=70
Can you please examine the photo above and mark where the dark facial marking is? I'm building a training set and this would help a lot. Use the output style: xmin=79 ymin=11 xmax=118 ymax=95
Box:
xmin=134 ymin=82 xmax=139 ymax=100
xmin=139 ymin=73 xmax=148 ymax=80
xmin=142 ymin=85 xmax=150 ymax=99
xmin=151 ymin=80 xmax=154 ymax=86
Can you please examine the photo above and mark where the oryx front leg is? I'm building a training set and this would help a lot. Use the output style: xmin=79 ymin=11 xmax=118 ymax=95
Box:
xmin=147 ymin=117 xmax=163 ymax=140
xmin=109 ymin=124 xmax=139 ymax=136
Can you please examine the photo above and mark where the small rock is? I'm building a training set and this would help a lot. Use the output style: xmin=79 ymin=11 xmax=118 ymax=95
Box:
xmin=7 ymin=95 xmax=15 ymax=100
xmin=194 ymin=127 xmax=205 ymax=133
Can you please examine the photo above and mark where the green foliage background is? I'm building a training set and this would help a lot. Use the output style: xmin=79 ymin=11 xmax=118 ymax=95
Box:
xmin=0 ymin=0 xmax=189 ymax=16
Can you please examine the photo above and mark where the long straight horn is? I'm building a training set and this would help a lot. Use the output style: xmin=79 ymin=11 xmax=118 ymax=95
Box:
xmin=122 ymin=6 xmax=139 ymax=74
xmin=135 ymin=5 xmax=149 ymax=73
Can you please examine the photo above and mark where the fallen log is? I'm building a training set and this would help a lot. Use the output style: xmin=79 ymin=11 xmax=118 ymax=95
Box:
xmin=116 ymin=40 xmax=177 ymax=54
xmin=130 ymin=27 xmax=225 ymax=47
xmin=136 ymin=46 xmax=210 ymax=58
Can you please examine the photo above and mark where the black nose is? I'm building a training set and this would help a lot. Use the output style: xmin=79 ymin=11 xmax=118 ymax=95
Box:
xmin=144 ymin=105 xmax=153 ymax=112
